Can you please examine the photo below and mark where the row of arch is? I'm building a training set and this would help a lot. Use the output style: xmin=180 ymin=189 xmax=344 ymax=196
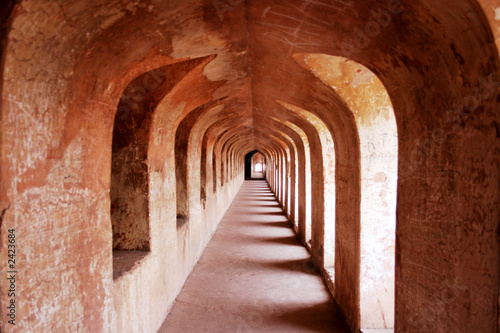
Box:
xmin=109 ymin=53 xmax=397 ymax=331
xmin=104 ymin=56 xmax=258 ymax=331
xmin=110 ymin=56 xmax=256 ymax=257
xmin=249 ymin=54 xmax=398 ymax=330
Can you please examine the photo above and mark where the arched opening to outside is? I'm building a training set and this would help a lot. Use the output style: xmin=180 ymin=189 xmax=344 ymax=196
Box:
xmin=275 ymin=119 xmax=312 ymax=246
xmin=295 ymin=53 xmax=398 ymax=330
xmin=251 ymin=152 xmax=266 ymax=179
xmin=277 ymin=101 xmax=335 ymax=267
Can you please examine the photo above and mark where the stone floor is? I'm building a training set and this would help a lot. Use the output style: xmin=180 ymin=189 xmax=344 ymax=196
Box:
xmin=158 ymin=180 xmax=350 ymax=332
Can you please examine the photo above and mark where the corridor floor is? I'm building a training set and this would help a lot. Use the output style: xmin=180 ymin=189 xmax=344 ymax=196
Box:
xmin=158 ymin=180 xmax=350 ymax=332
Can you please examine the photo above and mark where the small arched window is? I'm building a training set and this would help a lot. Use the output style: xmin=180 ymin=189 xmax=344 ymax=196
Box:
xmin=255 ymin=162 xmax=263 ymax=173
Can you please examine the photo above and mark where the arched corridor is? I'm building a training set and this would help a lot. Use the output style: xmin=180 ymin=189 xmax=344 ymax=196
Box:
xmin=159 ymin=180 xmax=350 ymax=332
xmin=0 ymin=1 xmax=499 ymax=332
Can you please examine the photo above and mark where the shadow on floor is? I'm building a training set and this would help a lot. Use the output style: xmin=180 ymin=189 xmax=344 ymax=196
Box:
xmin=238 ymin=203 xmax=282 ymax=208
xmin=251 ymin=211 xmax=288 ymax=216
xmin=238 ymin=257 xmax=320 ymax=275
xmin=242 ymin=220 xmax=292 ymax=228
xmin=238 ymin=198 xmax=277 ymax=202
xmin=269 ymin=301 xmax=351 ymax=332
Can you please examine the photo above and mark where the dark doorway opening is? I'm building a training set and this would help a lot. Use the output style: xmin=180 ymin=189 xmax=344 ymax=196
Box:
xmin=245 ymin=150 xmax=259 ymax=180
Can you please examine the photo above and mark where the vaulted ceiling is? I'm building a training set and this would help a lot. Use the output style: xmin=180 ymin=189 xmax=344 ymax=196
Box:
xmin=3 ymin=0 xmax=498 ymax=155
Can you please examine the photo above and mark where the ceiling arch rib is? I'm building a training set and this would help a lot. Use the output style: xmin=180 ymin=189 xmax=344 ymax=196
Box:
xmin=219 ymin=130 xmax=252 ymax=185
xmin=200 ymin=117 xmax=248 ymax=195
xmin=214 ymin=126 xmax=253 ymax=186
xmin=261 ymin=117 xmax=307 ymax=228
xmin=266 ymin=115 xmax=312 ymax=243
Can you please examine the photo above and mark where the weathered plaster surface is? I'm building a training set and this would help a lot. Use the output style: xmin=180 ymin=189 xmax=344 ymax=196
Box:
xmin=0 ymin=0 xmax=498 ymax=332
